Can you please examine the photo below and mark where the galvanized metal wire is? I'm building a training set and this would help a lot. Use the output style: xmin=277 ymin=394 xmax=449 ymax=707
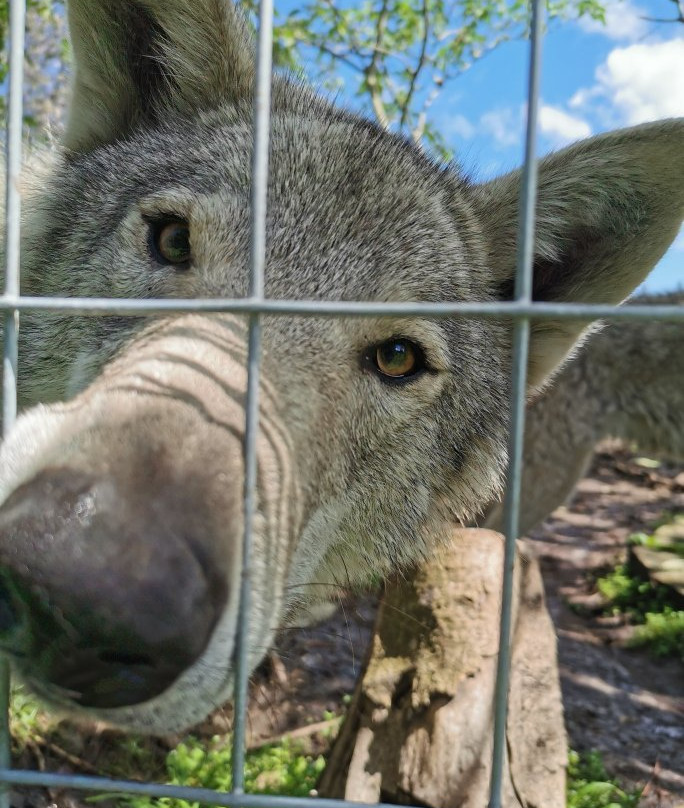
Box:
xmin=1 ymin=0 xmax=26 ymax=805
xmin=1 ymin=295 xmax=683 ymax=320
xmin=2 ymin=0 xmax=24 ymax=438
xmin=487 ymin=0 xmax=543 ymax=802
xmin=232 ymin=0 xmax=274 ymax=793
xmin=0 ymin=0 xmax=679 ymax=807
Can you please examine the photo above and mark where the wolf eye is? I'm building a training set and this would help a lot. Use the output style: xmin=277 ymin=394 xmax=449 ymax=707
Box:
xmin=371 ymin=338 xmax=426 ymax=381
xmin=149 ymin=219 xmax=191 ymax=267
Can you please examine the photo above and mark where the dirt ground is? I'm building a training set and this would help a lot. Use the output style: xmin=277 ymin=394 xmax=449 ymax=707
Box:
xmin=241 ymin=444 xmax=684 ymax=806
xmin=530 ymin=446 xmax=684 ymax=807
xmin=10 ymin=445 xmax=684 ymax=808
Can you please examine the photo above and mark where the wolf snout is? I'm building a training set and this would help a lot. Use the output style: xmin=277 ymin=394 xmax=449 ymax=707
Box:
xmin=0 ymin=464 xmax=231 ymax=709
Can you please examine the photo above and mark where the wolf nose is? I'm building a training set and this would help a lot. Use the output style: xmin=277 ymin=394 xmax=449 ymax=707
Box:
xmin=0 ymin=466 xmax=227 ymax=709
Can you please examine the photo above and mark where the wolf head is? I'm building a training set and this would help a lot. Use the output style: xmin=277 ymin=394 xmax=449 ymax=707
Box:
xmin=0 ymin=0 xmax=681 ymax=733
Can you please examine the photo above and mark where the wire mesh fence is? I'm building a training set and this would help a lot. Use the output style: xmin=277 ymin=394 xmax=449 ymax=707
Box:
xmin=0 ymin=2 xmax=682 ymax=808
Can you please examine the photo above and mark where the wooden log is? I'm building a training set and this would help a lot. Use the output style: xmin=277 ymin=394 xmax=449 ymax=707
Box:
xmin=318 ymin=529 xmax=566 ymax=808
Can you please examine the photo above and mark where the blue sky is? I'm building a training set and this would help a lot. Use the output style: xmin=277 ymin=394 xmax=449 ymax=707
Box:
xmin=23 ymin=2 xmax=684 ymax=293
xmin=287 ymin=0 xmax=683 ymax=293
xmin=425 ymin=0 xmax=684 ymax=293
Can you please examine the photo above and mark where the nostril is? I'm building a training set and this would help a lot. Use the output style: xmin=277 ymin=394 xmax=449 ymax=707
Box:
xmin=49 ymin=646 xmax=182 ymax=709
xmin=97 ymin=649 xmax=155 ymax=668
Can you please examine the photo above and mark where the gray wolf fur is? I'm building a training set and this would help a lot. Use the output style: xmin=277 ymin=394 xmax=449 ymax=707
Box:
xmin=0 ymin=0 xmax=681 ymax=733
xmin=485 ymin=292 xmax=684 ymax=535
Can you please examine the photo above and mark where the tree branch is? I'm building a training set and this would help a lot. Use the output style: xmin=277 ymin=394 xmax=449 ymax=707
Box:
xmin=295 ymin=32 xmax=367 ymax=74
xmin=640 ymin=0 xmax=683 ymax=24
xmin=365 ymin=0 xmax=391 ymax=128
xmin=401 ymin=0 xmax=431 ymax=135
xmin=413 ymin=83 xmax=441 ymax=144
xmin=319 ymin=0 xmax=367 ymax=54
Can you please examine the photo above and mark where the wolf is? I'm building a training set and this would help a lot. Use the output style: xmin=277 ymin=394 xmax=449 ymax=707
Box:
xmin=484 ymin=292 xmax=684 ymax=536
xmin=0 ymin=0 xmax=681 ymax=735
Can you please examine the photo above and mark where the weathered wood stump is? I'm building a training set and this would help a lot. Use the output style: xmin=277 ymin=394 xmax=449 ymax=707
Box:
xmin=318 ymin=529 xmax=566 ymax=808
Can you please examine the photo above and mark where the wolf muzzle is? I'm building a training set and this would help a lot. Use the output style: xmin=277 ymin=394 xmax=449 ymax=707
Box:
xmin=0 ymin=459 xmax=230 ymax=708
xmin=0 ymin=317 xmax=260 ymax=721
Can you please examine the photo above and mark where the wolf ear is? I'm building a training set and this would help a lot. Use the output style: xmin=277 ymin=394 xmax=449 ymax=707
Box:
xmin=472 ymin=119 xmax=684 ymax=388
xmin=64 ymin=0 xmax=255 ymax=152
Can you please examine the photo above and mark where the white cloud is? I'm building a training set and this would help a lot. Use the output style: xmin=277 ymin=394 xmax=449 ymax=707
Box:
xmin=446 ymin=113 xmax=476 ymax=140
xmin=479 ymin=107 xmax=523 ymax=147
xmin=538 ymin=105 xmax=592 ymax=145
xmin=477 ymin=104 xmax=591 ymax=150
xmin=568 ymin=86 xmax=599 ymax=110
xmin=571 ymin=38 xmax=684 ymax=125
xmin=576 ymin=0 xmax=648 ymax=41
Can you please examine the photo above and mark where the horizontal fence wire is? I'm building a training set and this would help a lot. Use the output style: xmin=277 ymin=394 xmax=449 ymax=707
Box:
xmin=0 ymin=296 xmax=681 ymax=320
xmin=1 ymin=0 xmax=681 ymax=806
xmin=0 ymin=769 xmax=433 ymax=808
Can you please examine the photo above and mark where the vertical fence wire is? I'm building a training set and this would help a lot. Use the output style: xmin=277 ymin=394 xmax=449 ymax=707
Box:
xmin=3 ymin=2 xmax=23 ymax=437
xmin=231 ymin=0 xmax=274 ymax=794
xmin=487 ymin=0 xmax=543 ymax=805
xmin=1 ymin=0 xmax=27 ymax=804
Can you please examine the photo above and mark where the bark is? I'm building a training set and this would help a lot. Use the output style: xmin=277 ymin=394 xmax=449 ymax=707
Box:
xmin=318 ymin=529 xmax=566 ymax=808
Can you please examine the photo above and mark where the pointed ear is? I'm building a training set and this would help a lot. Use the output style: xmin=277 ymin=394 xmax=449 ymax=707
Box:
xmin=64 ymin=0 xmax=255 ymax=152
xmin=472 ymin=119 xmax=684 ymax=388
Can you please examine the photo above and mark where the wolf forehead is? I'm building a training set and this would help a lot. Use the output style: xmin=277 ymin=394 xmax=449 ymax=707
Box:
xmin=45 ymin=100 xmax=489 ymax=303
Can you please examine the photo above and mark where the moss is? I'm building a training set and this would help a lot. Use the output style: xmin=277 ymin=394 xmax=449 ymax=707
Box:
xmin=567 ymin=749 xmax=642 ymax=808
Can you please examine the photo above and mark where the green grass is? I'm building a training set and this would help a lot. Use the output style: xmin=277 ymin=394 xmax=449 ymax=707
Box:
xmin=596 ymin=566 xmax=684 ymax=659
xmin=9 ymin=688 xmax=652 ymax=808
xmin=595 ymin=519 xmax=684 ymax=661
xmin=630 ymin=609 xmax=684 ymax=659
xmin=597 ymin=564 xmax=672 ymax=616
xmin=110 ymin=735 xmax=326 ymax=808
xmin=9 ymin=685 xmax=55 ymax=748
xmin=9 ymin=688 xmax=328 ymax=805
xmin=567 ymin=750 xmax=642 ymax=808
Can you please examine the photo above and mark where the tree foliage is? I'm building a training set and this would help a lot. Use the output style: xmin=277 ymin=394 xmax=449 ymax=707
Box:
xmin=241 ymin=0 xmax=607 ymax=154
xmin=2 ymin=0 xmax=683 ymax=152
xmin=2 ymin=0 xmax=613 ymax=150
xmin=0 ymin=0 xmax=68 ymax=133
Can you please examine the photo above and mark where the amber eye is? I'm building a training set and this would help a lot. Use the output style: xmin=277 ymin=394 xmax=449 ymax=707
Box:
xmin=149 ymin=219 xmax=191 ymax=267
xmin=373 ymin=338 xmax=425 ymax=380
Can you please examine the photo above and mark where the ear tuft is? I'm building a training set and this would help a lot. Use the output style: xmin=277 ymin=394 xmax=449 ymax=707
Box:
xmin=472 ymin=119 xmax=684 ymax=387
xmin=65 ymin=0 xmax=255 ymax=152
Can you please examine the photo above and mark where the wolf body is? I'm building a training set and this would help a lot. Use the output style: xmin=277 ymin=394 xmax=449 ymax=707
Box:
xmin=0 ymin=0 xmax=681 ymax=734
xmin=485 ymin=292 xmax=684 ymax=535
